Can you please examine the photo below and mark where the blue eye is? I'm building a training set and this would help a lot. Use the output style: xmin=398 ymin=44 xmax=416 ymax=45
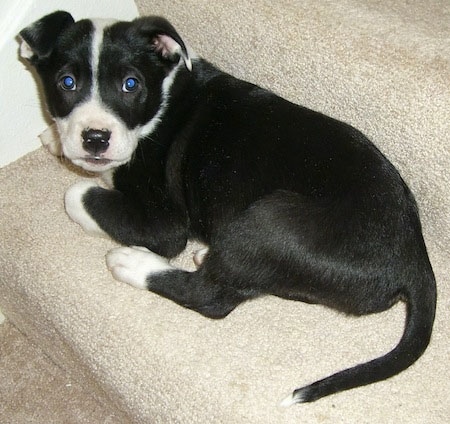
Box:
xmin=60 ymin=75 xmax=76 ymax=91
xmin=122 ymin=77 xmax=139 ymax=93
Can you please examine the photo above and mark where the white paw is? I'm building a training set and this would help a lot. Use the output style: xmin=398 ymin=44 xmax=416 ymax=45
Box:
xmin=39 ymin=124 xmax=62 ymax=156
xmin=64 ymin=181 xmax=107 ymax=237
xmin=106 ymin=246 xmax=174 ymax=289
xmin=193 ymin=247 xmax=209 ymax=267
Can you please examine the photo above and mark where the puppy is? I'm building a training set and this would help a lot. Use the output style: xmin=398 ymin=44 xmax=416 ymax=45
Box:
xmin=19 ymin=11 xmax=436 ymax=404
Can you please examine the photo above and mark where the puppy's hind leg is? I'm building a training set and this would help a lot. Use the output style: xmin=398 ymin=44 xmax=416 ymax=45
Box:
xmin=106 ymin=192 xmax=316 ymax=317
xmin=106 ymin=245 xmax=245 ymax=319
xmin=105 ymin=193 xmax=311 ymax=318
xmin=193 ymin=247 xmax=209 ymax=267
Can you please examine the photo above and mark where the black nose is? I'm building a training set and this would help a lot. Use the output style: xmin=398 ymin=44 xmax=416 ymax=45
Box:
xmin=82 ymin=128 xmax=111 ymax=156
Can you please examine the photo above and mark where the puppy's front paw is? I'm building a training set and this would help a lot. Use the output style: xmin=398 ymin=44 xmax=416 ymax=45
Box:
xmin=106 ymin=246 xmax=174 ymax=290
xmin=65 ymin=181 xmax=107 ymax=237
xmin=39 ymin=124 xmax=62 ymax=156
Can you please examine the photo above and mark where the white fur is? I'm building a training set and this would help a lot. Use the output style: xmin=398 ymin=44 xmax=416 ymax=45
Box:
xmin=193 ymin=247 xmax=209 ymax=267
xmin=39 ymin=124 xmax=62 ymax=156
xmin=64 ymin=181 xmax=107 ymax=237
xmin=19 ymin=39 xmax=34 ymax=59
xmin=106 ymin=246 xmax=174 ymax=289
xmin=280 ymin=390 xmax=305 ymax=407
xmin=90 ymin=19 xmax=118 ymax=98
xmin=134 ymin=63 xmax=182 ymax=139
xmin=100 ymin=169 xmax=115 ymax=188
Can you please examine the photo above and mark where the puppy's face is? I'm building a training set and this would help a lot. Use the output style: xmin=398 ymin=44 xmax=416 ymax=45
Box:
xmin=20 ymin=12 xmax=191 ymax=172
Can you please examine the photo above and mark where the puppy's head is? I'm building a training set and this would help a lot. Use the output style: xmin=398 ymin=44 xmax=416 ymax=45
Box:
xmin=19 ymin=11 xmax=192 ymax=172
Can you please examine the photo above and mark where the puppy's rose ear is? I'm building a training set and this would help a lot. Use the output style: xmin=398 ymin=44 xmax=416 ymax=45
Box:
xmin=19 ymin=11 xmax=75 ymax=62
xmin=134 ymin=16 xmax=192 ymax=71
xmin=151 ymin=33 xmax=192 ymax=71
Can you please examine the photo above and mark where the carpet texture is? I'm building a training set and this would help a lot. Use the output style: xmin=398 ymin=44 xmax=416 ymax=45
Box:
xmin=0 ymin=322 xmax=121 ymax=423
xmin=1 ymin=1 xmax=449 ymax=423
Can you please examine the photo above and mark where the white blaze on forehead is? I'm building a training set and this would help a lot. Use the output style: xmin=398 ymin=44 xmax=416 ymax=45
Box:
xmin=90 ymin=19 xmax=118 ymax=98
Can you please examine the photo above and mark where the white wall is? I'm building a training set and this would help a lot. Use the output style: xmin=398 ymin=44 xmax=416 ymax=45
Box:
xmin=0 ymin=0 xmax=139 ymax=167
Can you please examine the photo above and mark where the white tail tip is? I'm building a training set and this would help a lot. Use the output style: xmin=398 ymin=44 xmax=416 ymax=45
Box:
xmin=280 ymin=389 xmax=307 ymax=407
xmin=280 ymin=393 xmax=296 ymax=408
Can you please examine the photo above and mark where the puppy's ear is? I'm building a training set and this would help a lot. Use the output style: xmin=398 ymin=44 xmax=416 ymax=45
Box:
xmin=134 ymin=16 xmax=192 ymax=71
xmin=19 ymin=11 xmax=75 ymax=62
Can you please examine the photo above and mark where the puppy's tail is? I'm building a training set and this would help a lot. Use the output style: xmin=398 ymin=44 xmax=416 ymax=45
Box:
xmin=281 ymin=270 xmax=436 ymax=405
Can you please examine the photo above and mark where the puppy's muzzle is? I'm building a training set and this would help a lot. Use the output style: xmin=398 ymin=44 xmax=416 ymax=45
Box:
xmin=82 ymin=128 xmax=111 ymax=156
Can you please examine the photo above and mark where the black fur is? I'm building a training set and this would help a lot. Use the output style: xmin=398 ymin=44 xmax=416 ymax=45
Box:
xmin=20 ymin=11 xmax=436 ymax=403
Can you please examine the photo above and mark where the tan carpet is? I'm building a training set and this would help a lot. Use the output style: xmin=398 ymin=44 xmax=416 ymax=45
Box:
xmin=0 ymin=321 xmax=121 ymax=423
xmin=1 ymin=1 xmax=449 ymax=423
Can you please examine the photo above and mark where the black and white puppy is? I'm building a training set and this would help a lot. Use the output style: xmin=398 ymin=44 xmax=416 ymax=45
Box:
xmin=20 ymin=11 xmax=436 ymax=405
